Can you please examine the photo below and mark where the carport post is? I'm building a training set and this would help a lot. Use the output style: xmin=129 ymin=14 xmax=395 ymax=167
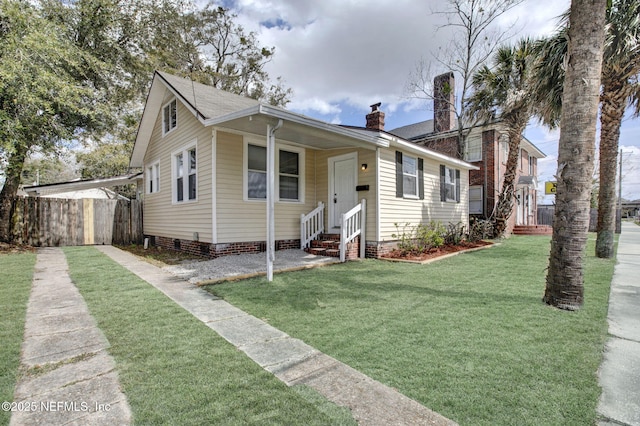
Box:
xmin=266 ymin=119 xmax=283 ymax=282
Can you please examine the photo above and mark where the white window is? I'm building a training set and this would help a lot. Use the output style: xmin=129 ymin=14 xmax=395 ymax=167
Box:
xmin=163 ymin=99 xmax=177 ymax=135
xmin=469 ymin=185 xmax=483 ymax=214
xmin=247 ymin=144 xmax=267 ymax=199
xmin=173 ymin=143 xmax=197 ymax=203
xmin=440 ymin=165 xmax=460 ymax=202
xmin=529 ymin=155 xmax=535 ymax=175
xmin=279 ymin=149 xmax=300 ymax=201
xmin=402 ymin=154 xmax=418 ymax=198
xmin=464 ymin=135 xmax=482 ymax=162
xmin=146 ymin=162 xmax=160 ymax=194
xmin=395 ymin=151 xmax=423 ymax=199
xmin=245 ymin=141 xmax=304 ymax=202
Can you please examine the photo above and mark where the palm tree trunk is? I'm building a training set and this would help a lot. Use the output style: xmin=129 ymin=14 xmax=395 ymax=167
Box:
xmin=596 ymin=82 xmax=626 ymax=258
xmin=544 ymin=0 xmax=607 ymax=311
xmin=493 ymin=125 xmax=525 ymax=238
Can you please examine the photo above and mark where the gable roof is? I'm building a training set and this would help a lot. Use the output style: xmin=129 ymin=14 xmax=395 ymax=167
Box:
xmin=130 ymin=71 xmax=478 ymax=171
xmin=131 ymin=72 xmax=391 ymax=167
xmin=157 ymin=71 xmax=260 ymax=120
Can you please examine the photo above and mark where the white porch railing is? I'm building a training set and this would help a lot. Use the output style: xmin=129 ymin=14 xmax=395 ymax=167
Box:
xmin=340 ymin=198 xmax=366 ymax=262
xmin=300 ymin=201 xmax=325 ymax=249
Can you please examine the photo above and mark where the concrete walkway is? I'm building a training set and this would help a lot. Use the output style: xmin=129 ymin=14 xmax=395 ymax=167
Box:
xmin=597 ymin=221 xmax=640 ymax=426
xmin=96 ymin=245 xmax=456 ymax=426
xmin=10 ymin=248 xmax=131 ymax=426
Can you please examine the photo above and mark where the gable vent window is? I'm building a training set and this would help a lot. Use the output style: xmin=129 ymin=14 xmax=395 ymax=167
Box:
xmin=163 ymin=99 xmax=177 ymax=135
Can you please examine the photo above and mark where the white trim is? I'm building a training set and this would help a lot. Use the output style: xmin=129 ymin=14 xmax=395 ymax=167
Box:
xmin=171 ymin=139 xmax=198 ymax=204
xmin=211 ymin=129 xmax=217 ymax=244
xmin=243 ymin=136 xmax=305 ymax=203
xmin=376 ymin=147 xmax=381 ymax=243
xmin=328 ymin=152 xmax=358 ymax=230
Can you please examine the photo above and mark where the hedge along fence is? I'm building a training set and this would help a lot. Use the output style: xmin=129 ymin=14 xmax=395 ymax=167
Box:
xmin=9 ymin=196 xmax=143 ymax=246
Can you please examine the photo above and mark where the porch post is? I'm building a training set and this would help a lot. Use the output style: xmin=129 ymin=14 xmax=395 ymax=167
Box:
xmin=266 ymin=120 xmax=283 ymax=282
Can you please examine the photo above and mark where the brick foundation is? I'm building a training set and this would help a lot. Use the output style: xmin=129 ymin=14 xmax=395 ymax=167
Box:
xmin=149 ymin=235 xmax=301 ymax=259
xmin=364 ymin=240 xmax=399 ymax=258
xmin=149 ymin=234 xmax=401 ymax=261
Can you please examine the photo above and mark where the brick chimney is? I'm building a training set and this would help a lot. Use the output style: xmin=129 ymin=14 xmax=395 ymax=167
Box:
xmin=433 ymin=72 xmax=455 ymax=133
xmin=366 ymin=102 xmax=385 ymax=131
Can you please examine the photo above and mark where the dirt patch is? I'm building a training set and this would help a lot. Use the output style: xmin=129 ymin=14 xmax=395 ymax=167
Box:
xmin=0 ymin=242 xmax=37 ymax=255
xmin=381 ymin=240 xmax=493 ymax=262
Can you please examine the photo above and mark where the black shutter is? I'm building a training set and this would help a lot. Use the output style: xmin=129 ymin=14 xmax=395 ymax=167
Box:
xmin=396 ymin=151 xmax=403 ymax=198
xmin=455 ymin=169 xmax=461 ymax=203
xmin=439 ymin=165 xmax=446 ymax=202
xmin=418 ymin=158 xmax=424 ymax=200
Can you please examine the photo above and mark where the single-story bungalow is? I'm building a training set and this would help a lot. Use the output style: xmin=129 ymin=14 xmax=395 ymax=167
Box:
xmin=130 ymin=71 xmax=478 ymax=271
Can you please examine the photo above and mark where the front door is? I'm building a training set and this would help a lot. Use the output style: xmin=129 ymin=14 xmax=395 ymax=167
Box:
xmin=329 ymin=153 xmax=357 ymax=229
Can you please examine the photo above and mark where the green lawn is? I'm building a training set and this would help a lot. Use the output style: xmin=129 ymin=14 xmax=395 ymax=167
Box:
xmin=0 ymin=252 xmax=36 ymax=426
xmin=63 ymin=247 xmax=355 ymax=425
xmin=206 ymin=236 xmax=615 ymax=425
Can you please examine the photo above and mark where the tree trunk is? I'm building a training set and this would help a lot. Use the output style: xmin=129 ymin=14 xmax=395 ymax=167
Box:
xmin=493 ymin=125 xmax=525 ymax=238
xmin=595 ymin=81 xmax=625 ymax=258
xmin=0 ymin=144 xmax=28 ymax=243
xmin=544 ymin=0 xmax=607 ymax=311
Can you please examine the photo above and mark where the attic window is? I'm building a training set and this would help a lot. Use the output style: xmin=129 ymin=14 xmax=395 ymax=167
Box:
xmin=163 ymin=99 xmax=177 ymax=135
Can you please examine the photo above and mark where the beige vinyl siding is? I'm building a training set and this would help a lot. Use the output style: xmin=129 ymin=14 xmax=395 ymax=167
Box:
xmin=215 ymin=131 xmax=317 ymax=243
xmin=142 ymin=95 xmax=213 ymax=242
xmin=378 ymin=148 xmax=469 ymax=241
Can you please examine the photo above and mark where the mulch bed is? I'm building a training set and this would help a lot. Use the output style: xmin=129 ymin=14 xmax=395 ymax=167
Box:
xmin=381 ymin=240 xmax=493 ymax=262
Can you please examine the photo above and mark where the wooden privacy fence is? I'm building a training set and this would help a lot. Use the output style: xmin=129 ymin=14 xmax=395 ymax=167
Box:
xmin=9 ymin=197 xmax=143 ymax=246
xmin=537 ymin=206 xmax=621 ymax=233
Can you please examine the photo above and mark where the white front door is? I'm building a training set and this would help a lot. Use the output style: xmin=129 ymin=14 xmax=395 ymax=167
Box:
xmin=329 ymin=153 xmax=357 ymax=229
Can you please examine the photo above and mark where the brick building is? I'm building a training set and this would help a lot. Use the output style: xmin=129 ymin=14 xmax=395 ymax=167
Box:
xmin=389 ymin=72 xmax=546 ymax=235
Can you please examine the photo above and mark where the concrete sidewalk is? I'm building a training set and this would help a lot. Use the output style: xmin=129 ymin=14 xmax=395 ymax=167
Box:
xmin=10 ymin=248 xmax=131 ymax=426
xmin=597 ymin=222 xmax=640 ymax=426
xmin=96 ymin=245 xmax=456 ymax=426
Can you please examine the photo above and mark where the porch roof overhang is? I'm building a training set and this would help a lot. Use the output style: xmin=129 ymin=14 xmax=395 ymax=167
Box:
xmin=517 ymin=175 xmax=537 ymax=189
xmin=204 ymin=104 xmax=390 ymax=151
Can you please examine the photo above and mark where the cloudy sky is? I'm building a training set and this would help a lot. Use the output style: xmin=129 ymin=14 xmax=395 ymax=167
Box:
xmin=218 ymin=0 xmax=640 ymax=202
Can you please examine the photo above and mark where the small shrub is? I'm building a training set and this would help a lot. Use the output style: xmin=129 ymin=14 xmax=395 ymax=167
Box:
xmin=444 ymin=222 xmax=466 ymax=245
xmin=392 ymin=221 xmax=446 ymax=255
